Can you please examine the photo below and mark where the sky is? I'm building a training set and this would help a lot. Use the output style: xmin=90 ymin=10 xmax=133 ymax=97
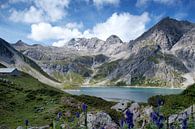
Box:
xmin=0 ymin=0 xmax=195 ymax=47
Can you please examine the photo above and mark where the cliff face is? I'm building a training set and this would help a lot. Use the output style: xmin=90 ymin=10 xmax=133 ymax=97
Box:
xmin=11 ymin=17 xmax=195 ymax=87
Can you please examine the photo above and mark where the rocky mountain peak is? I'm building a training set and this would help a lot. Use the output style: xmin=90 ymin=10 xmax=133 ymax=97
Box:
xmin=106 ymin=35 xmax=123 ymax=44
xmin=134 ymin=17 xmax=194 ymax=50
xmin=15 ymin=40 xmax=28 ymax=46
xmin=154 ymin=17 xmax=193 ymax=33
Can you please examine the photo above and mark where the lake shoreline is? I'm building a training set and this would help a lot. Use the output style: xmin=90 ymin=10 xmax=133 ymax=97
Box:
xmin=79 ymin=85 xmax=186 ymax=89
xmin=63 ymin=86 xmax=184 ymax=102
xmin=63 ymin=85 xmax=185 ymax=92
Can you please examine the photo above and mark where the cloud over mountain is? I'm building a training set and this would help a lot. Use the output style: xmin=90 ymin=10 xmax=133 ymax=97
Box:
xmin=28 ymin=12 xmax=150 ymax=47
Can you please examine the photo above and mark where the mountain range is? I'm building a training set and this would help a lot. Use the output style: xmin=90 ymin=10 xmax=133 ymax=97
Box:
xmin=1 ymin=17 xmax=195 ymax=88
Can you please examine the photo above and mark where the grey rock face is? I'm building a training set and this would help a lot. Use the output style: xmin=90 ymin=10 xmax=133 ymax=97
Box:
xmin=168 ymin=105 xmax=195 ymax=125
xmin=11 ymin=17 xmax=195 ymax=87
xmin=106 ymin=35 xmax=123 ymax=44
xmin=79 ymin=112 xmax=116 ymax=129
xmin=111 ymin=100 xmax=130 ymax=112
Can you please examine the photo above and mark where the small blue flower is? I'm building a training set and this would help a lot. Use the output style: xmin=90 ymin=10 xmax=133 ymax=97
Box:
xmin=182 ymin=118 xmax=187 ymax=129
xmin=157 ymin=98 xmax=164 ymax=106
xmin=125 ymin=109 xmax=134 ymax=129
xmin=75 ymin=112 xmax=80 ymax=118
xmin=150 ymin=112 xmax=164 ymax=129
xmin=82 ymin=103 xmax=87 ymax=112
xmin=24 ymin=119 xmax=29 ymax=126
xmin=120 ymin=118 xmax=124 ymax=128
xmin=56 ymin=112 xmax=62 ymax=121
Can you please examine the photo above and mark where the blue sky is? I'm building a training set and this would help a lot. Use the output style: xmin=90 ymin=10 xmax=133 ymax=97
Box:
xmin=0 ymin=0 xmax=195 ymax=46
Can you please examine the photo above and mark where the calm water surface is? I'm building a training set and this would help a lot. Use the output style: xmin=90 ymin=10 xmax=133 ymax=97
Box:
xmin=65 ymin=87 xmax=183 ymax=102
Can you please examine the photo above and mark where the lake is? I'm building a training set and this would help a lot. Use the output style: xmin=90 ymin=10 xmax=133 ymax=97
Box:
xmin=64 ymin=87 xmax=184 ymax=102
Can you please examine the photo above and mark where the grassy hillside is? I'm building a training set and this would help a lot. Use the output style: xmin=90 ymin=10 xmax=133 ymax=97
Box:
xmin=148 ymin=84 xmax=195 ymax=116
xmin=0 ymin=72 xmax=118 ymax=128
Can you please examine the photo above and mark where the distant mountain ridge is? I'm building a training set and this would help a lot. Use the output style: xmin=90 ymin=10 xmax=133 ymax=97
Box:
xmin=0 ymin=38 xmax=61 ymax=88
xmin=6 ymin=17 xmax=195 ymax=88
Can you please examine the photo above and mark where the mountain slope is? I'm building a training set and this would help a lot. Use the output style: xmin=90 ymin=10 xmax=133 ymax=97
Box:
xmin=0 ymin=72 xmax=117 ymax=128
xmin=0 ymin=38 xmax=61 ymax=88
xmin=12 ymin=17 xmax=195 ymax=87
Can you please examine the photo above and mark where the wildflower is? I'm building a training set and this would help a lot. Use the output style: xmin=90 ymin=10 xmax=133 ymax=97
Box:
xmin=56 ymin=112 xmax=62 ymax=121
xmin=82 ymin=103 xmax=87 ymax=112
xmin=82 ymin=103 xmax=88 ymax=128
xmin=125 ymin=109 xmax=134 ymax=129
xmin=150 ymin=112 xmax=164 ymax=129
xmin=157 ymin=98 xmax=164 ymax=106
xmin=76 ymin=112 xmax=80 ymax=118
xmin=24 ymin=119 xmax=29 ymax=126
xmin=120 ymin=118 xmax=124 ymax=128
xmin=182 ymin=118 xmax=187 ymax=129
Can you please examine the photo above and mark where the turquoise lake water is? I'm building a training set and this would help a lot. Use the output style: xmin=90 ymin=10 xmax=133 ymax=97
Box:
xmin=65 ymin=87 xmax=183 ymax=102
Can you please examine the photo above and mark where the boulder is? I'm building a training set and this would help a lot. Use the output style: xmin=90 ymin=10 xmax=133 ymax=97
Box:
xmin=27 ymin=125 xmax=50 ymax=129
xmin=93 ymin=112 xmax=112 ymax=129
xmin=168 ymin=114 xmax=178 ymax=124
xmin=79 ymin=111 xmax=114 ymax=129
xmin=111 ymin=100 xmax=130 ymax=112
xmin=104 ymin=122 xmax=119 ymax=129
xmin=16 ymin=126 xmax=23 ymax=129
xmin=127 ymin=103 xmax=141 ymax=122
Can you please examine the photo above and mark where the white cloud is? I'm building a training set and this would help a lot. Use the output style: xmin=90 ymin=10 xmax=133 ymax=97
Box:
xmin=136 ymin=0 xmax=179 ymax=7
xmin=65 ymin=22 xmax=84 ymax=29
xmin=28 ymin=22 xmax=83 ymax=46
xmin=34 ymin=0 xmax=70 ymax=22
xmin=28 ymin=12 xmax=150 ymax=47
xmin=93 ymin=0 xmax=120 ymax=6
xmin=9 ymin=0 xmax=70 ymax=23
xmin=86 ymin=12 xmax=150 ymax=42
xmin=9 ymin=6 xmax=44 ymax=23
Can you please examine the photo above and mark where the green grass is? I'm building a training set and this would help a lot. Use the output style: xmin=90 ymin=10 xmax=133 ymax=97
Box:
xmin=52 ymin=71 xmax=85 ymax=88
xmin=0 ymin=73 xmax=66 ymax=128
xmin=0 ymin=72 xmax=116 ymax=128
xmin=148 ymin=84 xmax=195 ymax=116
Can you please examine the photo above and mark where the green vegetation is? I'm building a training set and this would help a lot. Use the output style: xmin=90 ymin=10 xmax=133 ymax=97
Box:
xmin=131 ymin=76 xmax=167 ymax=86
xmin=147 ymin=56 xmax=159 ymax=64
xmin=72 ymin=95 xmax=123 ymax=124
xmin=94 ymin=60 xmax=120 ymax=80
xmin=0 ymin=72 xmax=116 ymax=128
xmin=116 ymin=81 xmax=127 ymax=86
xmin=52 ymin=71 xmax=86 ymax=88
xmin=63 ymin=72 xmax=85 ymax=88
xmin=148 ymin=84 xmax=195 ymax=116
xmin=0 ymin=73 xmax=66 ymax=128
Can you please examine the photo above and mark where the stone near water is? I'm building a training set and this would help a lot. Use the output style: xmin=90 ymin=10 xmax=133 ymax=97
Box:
xmin=111 ymin=100 xmax=130 ymax=112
